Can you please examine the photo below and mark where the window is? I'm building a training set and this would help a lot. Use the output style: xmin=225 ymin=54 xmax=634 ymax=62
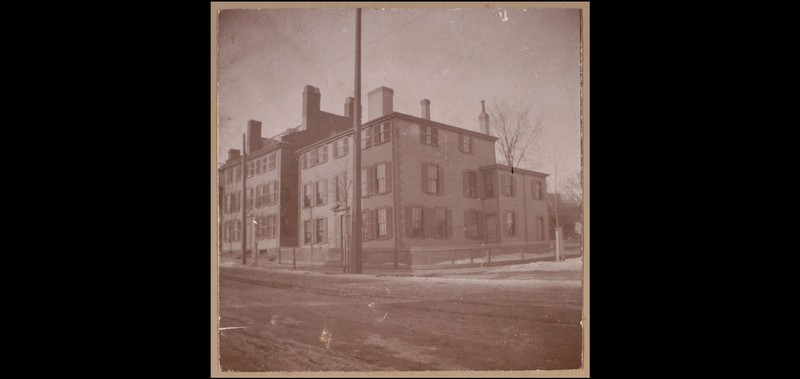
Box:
xmin=376 ymin=208 xmax=387 ymax=239
xmin=266 ymin=215 xmax=276 ymax=239
xmin=335 ymin=172 xmax=347 ymax=202
xmin=464 ymin=171 xmax=477 ymax=198
xmin=376 ymin=163 xmax=387 ymax=193
xmin=459 ymin=134 xmax=473 ymax=153
xmin=335 ymin=137 xmax=349 ymax=158
xmin=303 ymin=183 xmax=312 ymax=208
xmin=235 ymin=166 xmax=241 ymax=182
xmin=317 ymin=145 xmax=327 ymax=165
xmin=421 ymin=125 xmax=438 ymax=146
xmin=361 ymin=211 xmax=371 ymax=241
xmin=501 ymin=175 xmax=515 ymax=196
xmin=247 ymin=188 xmax=254 ymax=209
xmin=536 ymin=217 xmax=544 ymax=241
xmin=315 ymin=218 xmax=327 ymax=244
xmin=223 ymin=193 xmax=229 ymax=214
xmin=256 ymin=158 xmax=263 ymax=174
xmin=411 ymin=206 xmax=423 ymax=238
xmin=266 ymin=180 xmax=278 ymax=205
xmin=309 ymin=150 xmax=317 ymax=167
xmin=247 ymin=161 xmax=255 ymax=177
xmin=315 ymin=180 xmax=327 ymax=206
xmin=361 ymin=167 xmax=369 ymax=197
xmin=361 ymin=127 xmax=372 ymax=150
xmin=434 ymin=208 xmax=450 ymax=238
xmin=304 ymin=220 xmax=313 ymax=244
xmin=484 ymin=172 xmax=495 ymax=198
xmin=465 ymin=211 xmax=479 ymax=239
xmin=533 ymin=181 xmax=543 ymax=200
xmin=235 ymin=220 xmax=242 ymax=242
xmin=226 ymin=170 xmax=232 ymax=184
xmin=255 ymin=215 xmax=265 ymax=238
xmin=504 ymin=211 xmax=516 ymax=236
xmin=374 ymin=122 xmax=390 ymax=145
xmin=268 ymin=153 xmax=276 ymax=171
xmin=423 ymin=164 xmax=442 ymax=195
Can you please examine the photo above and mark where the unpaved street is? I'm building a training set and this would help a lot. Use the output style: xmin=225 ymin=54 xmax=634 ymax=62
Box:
xmin=217 ymin=261 xmax=584 ymax=372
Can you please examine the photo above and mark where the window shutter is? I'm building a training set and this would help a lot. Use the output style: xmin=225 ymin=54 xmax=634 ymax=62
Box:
xmin=463 ymin=170 xmax=469 ymax=197
xmin=405 ymin=206 xmax=413 ymax=237
xmin=477 ymin=211 xmax=486 ymax=240
xmin=322 ymin=179 xmax=327 ymax=205
xmin=333 ymin=140 xmax=338 ymax=158
xmin=424 ymin=207 xmax=435 ymax=238
xmin=446 ymin=208 xmax=452 ymax=238
xmin=420 ymin=125 xmax=426 ymax=144
xmin=511 ymin=176 xmax=516 ymax=196
xmin=366 ymin=166 xmax=375 ymax=195
xmin=384 ymin=162 xmax=392 ymax=193
xmin=372 ymin=124 xmax=380 ymax=146
xmin=344 ymin=137 xmax=349 ymax=156
xmin=370 ymin=209 xmax=378 ymax=240
xmin=458 ymin=134 xmax=464 ymax=152
xmin=463 ymin=211 xmax=470 ymax=239
xmin=322 ymin=217 xmax=328 ymax=243
xmin=421 ymin=163 xmax=428 ymax=194
xmin=322 ymin=145 xmax=328 ymax=163
xmin=386 ymin=207 xmax=393 ymax=239
xmin=275 ymin=181 xmax=280 ymax=204
xmin=437 ymin=165 xmax=444 ymax=195
xmin=511 ymin=212 xmax=516 ymax=235
xmin=300 ymin=153 xmax=306 ymax=169
xmin=365 ymin=128 xmax=372 ymax=148
xmin=432 ymin=128 xmax=438 ymax=146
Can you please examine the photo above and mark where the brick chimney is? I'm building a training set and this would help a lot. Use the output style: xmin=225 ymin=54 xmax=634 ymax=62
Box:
xmin=228 ymin=149 xmax=241 ymax=161
xmin=247 ymin=120 xmax=262 ymax=153
xmin=344 ymin=97 xmax=354 ymax=119
xmin=367 ymin=86 xmax=393 ymax=121
xmin=302 ymin=85 xmax=321 ymax=129
xmin=421 ymin=99 xmax=431 ymax=120
xmin=479 ymin=100 xmax=490 ymax=135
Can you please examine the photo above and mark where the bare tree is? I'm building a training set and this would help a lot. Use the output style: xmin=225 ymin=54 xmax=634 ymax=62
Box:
xmin=489 ymin=99 xmax=544 ymax=172
xmin=561 ymin=170 xmax=582 ymax=207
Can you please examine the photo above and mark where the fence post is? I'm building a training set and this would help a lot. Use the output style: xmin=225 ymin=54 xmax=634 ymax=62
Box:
xmin=521 ymin=245 xmax=524 ymax=261
xmin=555 ymin=228 xmax=563 ymax=262
xmin=394 ymin=249 xmax=398 ymax=269
xmin=278 ymin=248 xmax=281 ymax=264
xmin=308 ymin=246 xmax=312 ymax=266
xmin=451 ymin=250 xmax=456 ymax=264
xmin=427 ymin=251 xmax=431 ymax=265
xmin=470 ymin=248 xmax=474 ymax=264
xmin=292 ymin=248 xmax=296 ymax=270
xmin=487 ymin=248 xmax=492 ymax=263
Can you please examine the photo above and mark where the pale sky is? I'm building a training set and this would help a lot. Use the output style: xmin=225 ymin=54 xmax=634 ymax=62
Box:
xmin=216 ymin=5 xmax=583 ymax=191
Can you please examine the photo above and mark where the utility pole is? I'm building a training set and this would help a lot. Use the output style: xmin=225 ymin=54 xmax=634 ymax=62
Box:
xmin=350 ymin=8 xmax=363 ymax=274
xmin=241 ymin=133 xmax=247 ymax=265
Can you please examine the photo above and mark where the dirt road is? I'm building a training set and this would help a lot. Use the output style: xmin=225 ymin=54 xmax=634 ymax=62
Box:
xmin=217 ymin=262 xmax=583 ymax=372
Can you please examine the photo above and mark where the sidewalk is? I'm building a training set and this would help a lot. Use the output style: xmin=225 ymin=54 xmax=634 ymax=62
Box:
xmin=219 ymin=248 xmax=582 ymax=278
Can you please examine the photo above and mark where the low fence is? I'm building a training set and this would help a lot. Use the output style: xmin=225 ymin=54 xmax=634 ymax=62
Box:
xmin=408 ymin=240 xmax=580 ymax=267
xmin=240 ymin=240 xmax=580 ymax=270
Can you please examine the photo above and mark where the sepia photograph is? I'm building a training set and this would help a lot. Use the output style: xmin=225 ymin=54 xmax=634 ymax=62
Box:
xmin=211 ymin=2 xmax=588 ymax=376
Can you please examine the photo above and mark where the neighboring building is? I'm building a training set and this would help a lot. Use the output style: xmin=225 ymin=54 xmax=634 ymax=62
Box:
xmin=218 ymin=84 xmax=550 ymax=261
xmin=218 ymin=85 xmax=354 ymax=254
xmin=547 ymin=193 xmax=582 ymax=240
xmin=295 ymin=86 xmax=550 ymax=264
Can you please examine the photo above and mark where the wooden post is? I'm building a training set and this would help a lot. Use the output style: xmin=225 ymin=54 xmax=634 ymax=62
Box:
xmin=292 ymin=248 xmax=296 ymax=270
xmin=394 ymin=249 xmax=398 ymax=269
xmin=278 ymin=248 xmax=282 ymax=264
xmin=521 ymin=245 xmax=524 ymax=261
xmin=488 ymin=248 xmax=492 ymax=263
xmin=470 ymin=248 xmax=474 ymax=264
xmin=451 ymin=250 xmax=455 ymax=264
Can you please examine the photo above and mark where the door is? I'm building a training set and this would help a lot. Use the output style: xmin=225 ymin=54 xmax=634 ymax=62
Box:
xmin=486 ymin=214 xmax=497 ymax=243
